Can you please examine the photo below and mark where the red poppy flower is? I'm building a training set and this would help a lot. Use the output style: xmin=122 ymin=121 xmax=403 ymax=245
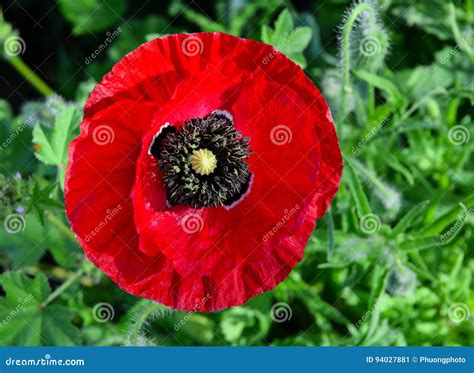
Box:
xmin=65 ymin=32 xmax=342 ymax=312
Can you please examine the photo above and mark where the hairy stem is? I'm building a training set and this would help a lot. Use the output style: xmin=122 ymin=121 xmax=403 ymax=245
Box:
xmin=338 ymin=2 xmax=375 ymax=124
xmin=125 ymin=300 xmax=171 ymax=345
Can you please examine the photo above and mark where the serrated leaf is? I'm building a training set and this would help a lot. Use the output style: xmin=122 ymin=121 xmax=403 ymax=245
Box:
xmin=0 ymin=213 xmax=79 ymax=269
xmin=260 ymin=9 xmax=312 ymax=68
xmin=260 ymin=25 xmax=273 ymax=44
xmin=273 ymin=9 xmax=294 ymax=41
xmin=32 ymin=107 xmax=80 ymax=188
xmin=32 ymin=125 xmax=56 ymax=165
xmin=0 ymin=272 xmax=80 ymax=346
xmin=279 ymin=27 xmax=312 ymax=54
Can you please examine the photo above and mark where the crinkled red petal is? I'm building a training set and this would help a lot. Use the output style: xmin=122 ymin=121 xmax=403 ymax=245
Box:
xmin=65 ymin=32 xmax=342 ymax=311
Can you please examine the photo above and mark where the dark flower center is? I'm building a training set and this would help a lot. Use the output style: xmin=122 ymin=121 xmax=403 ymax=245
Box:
xmin=149 ymin=110 xmax=252 ymax=208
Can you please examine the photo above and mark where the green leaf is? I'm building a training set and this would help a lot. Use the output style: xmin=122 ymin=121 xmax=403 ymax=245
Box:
xmin=59 ymin=0 xmax=127 ymax=36
xmin=0 ymin=213 xmax=79 ymax=269
xmin=0 ymin=272 xmax=80 ymax=346
xmin=228 ymin=1 xmax=281 ymax=36
xmin=300 ymin=289 xmax=352 ymax=327
xmin=419 ymin=194 xmax=474 ymax=235
xmin=168 ymin=1 xmax=225 ymax=33
xmin=220 ymin=307 xmax=270 ymax=345
xmin=281 ymin=27 xmax=312 ymax=54
xmin=354 ymin=70 xmax=403 ymax=104
xmin=384 ymin=156 xmax=415 ymax=186
xmin=27 ymin=178 xmax=63 ymax=225
xmin=0 ymin=214 xmax=46 ymax=267
xmin=175 ymin=314 xmax=214 ymax=344
xmin=361 ymin=269 xmax=389 ymax=344
xmin=344 ymin=156 xmax=372 ymax=217
xmin=390 ymin=200 xmax=430 ymax=237
xmin=399 ymin=235 xmax=450 ymax=251
xmin=391 ymin=0 xmax=470 ymax=41
xmin=221 ymin=308 xmax=253 ymax=344
xmin=350 ymin=159 xmax=401 ymax=214
xmin=399 ymin=207 xmax=465 ymax=251
xmin=260 ymin=25 xmax=272 ymax=43
xmin=260 ymin=9 xmax=312 ymax=68
xmin=272 ymin=9 xmax=294 ymax=42
xmin=32 ymin=107 xmax=81 ymax=188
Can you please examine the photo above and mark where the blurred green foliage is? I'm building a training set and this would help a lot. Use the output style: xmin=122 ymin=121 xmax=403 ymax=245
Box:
xmin=0 ymin=0 xmax=473 ymax=346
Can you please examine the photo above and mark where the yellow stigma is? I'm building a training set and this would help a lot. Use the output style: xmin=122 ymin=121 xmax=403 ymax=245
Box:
xmin=190 ymin=148 xmax=217 ymax=175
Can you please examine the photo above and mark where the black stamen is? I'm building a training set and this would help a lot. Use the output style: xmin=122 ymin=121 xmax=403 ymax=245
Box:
xmin=150 ymin=111 xmax=252 ymax=208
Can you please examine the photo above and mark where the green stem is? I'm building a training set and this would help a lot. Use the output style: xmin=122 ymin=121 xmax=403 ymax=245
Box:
xmin=39 ymin=268 xmax=84 ymax=308
xmin=125 ymin=300 xmax=170 ymax=345
xmin=7 ymin=56 xmax=54 ymax=97
xmin=45 ymin=211 xmax=77 ymax=243
xmin=338 ymin=2 xmax=375 ymax=125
